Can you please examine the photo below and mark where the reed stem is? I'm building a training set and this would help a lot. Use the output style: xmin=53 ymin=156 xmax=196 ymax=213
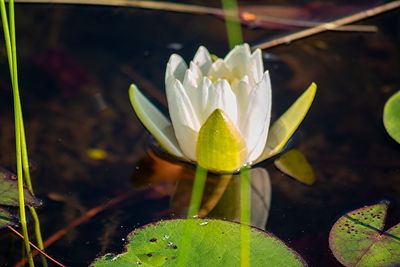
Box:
xmin=0 ymin=0 xmax=47 ymax=265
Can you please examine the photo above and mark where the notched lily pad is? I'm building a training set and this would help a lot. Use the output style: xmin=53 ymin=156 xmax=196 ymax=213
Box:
xmin=274 ymin=149 xmax=315 ymax=185
xmin=92 ymin=219 xmax=306 ymax=267
xmin=0 ymin=167 xmax=42 ymax=207
xmin=329 ymin=201 xmax=400 ymax=267
xmin=0 ymin=207 xmax=18 ymax=229
xmin=383 ymin=90 xmax=400 ymax=144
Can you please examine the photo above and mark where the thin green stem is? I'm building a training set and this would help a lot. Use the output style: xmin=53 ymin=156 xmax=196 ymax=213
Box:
xmin=1 ymin=0 xmax=47 ymax=265
xmin=15 ymin=102 xmax=34 ymax=267
xmin=177 ymin=165 xmax=208 ymax=267
xmin=20 ymin=118 xmax=33 ymax=191
xmin=0 ymin=2 xmax=33 ymax=266
xmin=28 ymin=206 xmax=48 ymax=267
xmin=221 ymin=0 xmax=243 ymax=49
xmin=240 ymin=167 xmax=251 ymax=267
xmin=187 ymin=165 xmax=207 ymax=217
xmin=18 ymin=99 xmax=47 ymax=267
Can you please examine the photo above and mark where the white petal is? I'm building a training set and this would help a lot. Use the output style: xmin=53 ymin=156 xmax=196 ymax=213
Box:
xmin=238 ymin=71 xmax=272 ymax=163
xmin=207 ymin=59 xmax=232 ymax=81
xmin=196 ymin=77 xmax=213 ymax=124
xmin=233 ymin=75 xmax=252 ymax=118
xmin=224 ymin=43 xmax=252 ymax=77
xmin=183 ymin=62 xmax=204 ymax=122
xmin=246 ymin=117 xmax=270 ymax=163
xmin=192 ymin=46 xmax=212 ymax=75
xmin=128 ymin=84 xmax=185 ymax=159
xmin=165 ymin=54 xmax=187 ymax=84
xmin=205 ymin=79 xmax=238 ymax=125
xmin=249 ymin=49 xmax=264 ymax=83
xmin=166 ymin=79 xmax=200 ymax=160
xmin=183 ymin=62 xmax=202 ymax=89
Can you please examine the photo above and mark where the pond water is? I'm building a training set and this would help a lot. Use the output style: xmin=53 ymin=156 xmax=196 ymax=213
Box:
xmin=0 ymin=1 xmax=399 ymax=266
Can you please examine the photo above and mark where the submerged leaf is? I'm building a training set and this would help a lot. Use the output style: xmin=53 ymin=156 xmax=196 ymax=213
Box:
xmin=257 ymin=83 xmax=317 ymax=162
xmin=383 ymin=90 xmax=400 ymax=144
xmin=196 ymin=109 xmax=247 ymax=173
xmin=274 ymin=149 xmax=315 ymax=185
xmin=91 ymin=219 xmax=306 ymax=267
xmin=0 ymin=167 xmax=42 ymax=207
xmin=0 ymin=207 xmax=18 ymax=229
xmin=329 ymin=202 xmax=400 ymax=267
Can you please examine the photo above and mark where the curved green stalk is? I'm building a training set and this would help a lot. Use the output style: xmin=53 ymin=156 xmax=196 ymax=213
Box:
xmin=19 ymin=99 xmax=47 ymax=266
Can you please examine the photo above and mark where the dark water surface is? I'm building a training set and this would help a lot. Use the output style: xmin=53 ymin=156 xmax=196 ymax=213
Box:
xmin=0 ymin=1 xmax=399 ymax=266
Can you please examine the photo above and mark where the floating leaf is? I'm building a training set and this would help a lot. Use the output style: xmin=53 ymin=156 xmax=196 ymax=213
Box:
xmin=274 ymin=149 xmax=315 ymax=185
xmin=0 ymin=167 xmax=42 ymax=207
xmin=383 ymin=90 xmax=400 ymax=144
xmin=257 ymin=83 xmax=317 ymax=163
xmin=92 ymin=219 xmax=306 ymax=267
xmin=329 ymin=202 xmax=400 ymax=267
xmin=197 ymin=109 xmax=247 ymax=173
xmin=0 ymin=207 xmax=18 ymax=229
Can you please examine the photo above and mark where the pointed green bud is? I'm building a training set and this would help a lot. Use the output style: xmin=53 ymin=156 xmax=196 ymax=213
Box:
xmin=196 ymin=109 xmax=247 ymax=173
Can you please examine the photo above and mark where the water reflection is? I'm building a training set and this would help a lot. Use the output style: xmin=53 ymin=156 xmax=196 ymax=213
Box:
xmin=131 ymin=148 xmax=271 ymax=230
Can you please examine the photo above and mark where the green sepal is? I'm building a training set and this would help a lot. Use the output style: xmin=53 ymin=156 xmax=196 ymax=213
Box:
xmin=257 ymin=83 xmax=317 ymax=162
xmin=196 ymin=109 xmax=246 ymax=173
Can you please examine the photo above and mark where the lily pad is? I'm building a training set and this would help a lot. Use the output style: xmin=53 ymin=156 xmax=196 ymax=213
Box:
xmin=92 ymin=219 xmax=306 ymax=267
xmin=329 ymin=201 xmax=400 ymax=267
xmin=0 ymin=167 xmax=42 ymax=207
xmin=274 ymin=149 xmax=315 ymax=185
xmin=0 ymin=207 xmax=18 ymax=229
xmin=257 ymin=83 xmax=317 ymax=162
xmin=383 ymin=90 xmax=400 ymax=144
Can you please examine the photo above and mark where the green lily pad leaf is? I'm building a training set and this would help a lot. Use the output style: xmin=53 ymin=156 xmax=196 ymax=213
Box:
xmin=274 ymin=149 xmax=315 ymax=185
xmin=383 ymin=90 xmax=400 ymax=144
xmin=329 ymin=201 xmax=400 ymax=267
xmin=197 ymin=109 xmax=247 ymax=173
xmin=257 ymin=83 xmax=317 ymax=163
xmin=0 ymin=167 xmax=42 ymax=207
xmin=0 ymin=207 xmax=18 ymax=229
xmin=91 ymin=219 xmax=306 ymax=267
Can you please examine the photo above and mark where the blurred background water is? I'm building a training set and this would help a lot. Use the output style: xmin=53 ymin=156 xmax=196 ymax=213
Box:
xmin=0 ymin=1 xmax=399 ymax=266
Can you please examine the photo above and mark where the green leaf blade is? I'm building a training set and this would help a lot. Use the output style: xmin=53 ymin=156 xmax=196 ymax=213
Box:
xmin=0 ymin=167 xmax=42 ymax=207
xmin=0 ymin=207 xmax=18 ymax=229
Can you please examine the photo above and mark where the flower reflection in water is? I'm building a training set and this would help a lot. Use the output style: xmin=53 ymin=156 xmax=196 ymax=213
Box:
xmin=131 ymin=148 xmax=271 ymax=230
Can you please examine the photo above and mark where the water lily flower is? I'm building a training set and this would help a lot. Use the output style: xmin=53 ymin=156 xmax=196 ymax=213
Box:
xmin=129 ymin=44 xmax=316 ymax=173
